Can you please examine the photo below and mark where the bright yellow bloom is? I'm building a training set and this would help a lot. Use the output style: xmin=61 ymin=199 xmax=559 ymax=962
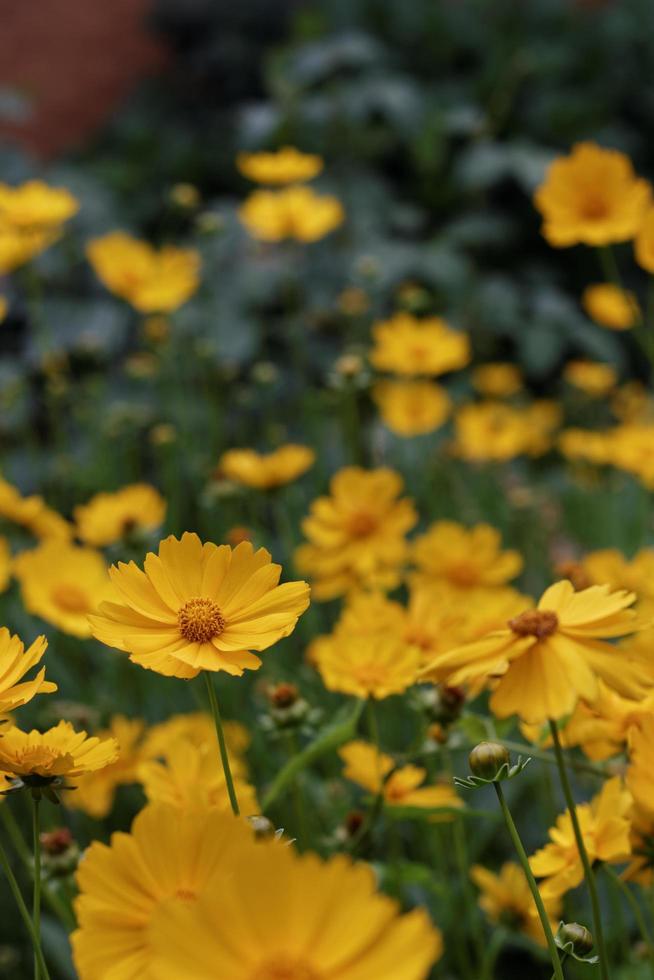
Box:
xmin=74 ymin=484 xmax=167 ymax=546
xmin=372 ymin=380 xmax=451 ymax=436
xmin=553 ymin=682 xmax=654 ymax=761
xmin=295 ymin=467 xmax=417 ymax=600
xmin=237 ymin=147 xmax=323 ymax=185
xmin=369 ymin=312 xmax=470 ymax=377
xmin=147 ymin=837 xmax=442 ymax=980
xmin=72 ymin=803 xmax=256 ymax=980
xmin=582 ymin=283 xmax=639 ymax=330
xmin=90 ymin=533 xmax=310 ymax=678
xmin=534 ymin=142 xmax=651 ymax=247
xmin=411 ymin=521 xmax=522 ymax=590
xmin=582 ymin=548 xmax=654 ymax=603
xmin=558 ymin=427 xmax=612 ymax=465
xmin=471 ymin=862 xmax=561 ymax=947
xmin=0 ymin=720 xmax=118 ymax=785
xmin=141 ymin=711 xmax=250 ymax=767
xmin=626 ymin=714 xmax=654 ymax=818
xmin=313 ymin=634 xmax=420 ymax=699
xmin=471 ymin=363 xmax=523 ymax=398
xmin=339 ymin=740 xmax=462 ymax=815
xmin=0 ymin=477 xmax=72 ymax=540
xmin=13 ymin=541 xmax=110 ymax=638
xmin=239 ymin=186 xmax=344 ymax=242
xmin=635 ymin=206 xmax=654 ymax=272
xmin=0 ymin=180 xmax=78 ymax=231
xmin=530 ymin=776 xmax=632 ymax=898
xmin=0 ymin=627 xmax=55 ymax=714
xmin=452 ymin=401 xmax=560 ymax=461
xmin=564 ymin=360 xmax=617 ymax=397
xmin=218 ymin=445 xmax=315 ymax=489
xmin=65 ymin=716 xmax=146 ymax=819
xmin=423 ymin=581 xmax=647 ymax=724
xmin=0 ymin=226 xmax=57 ymax=273
xmin=87 ymin=232 xmax=201 ymax=313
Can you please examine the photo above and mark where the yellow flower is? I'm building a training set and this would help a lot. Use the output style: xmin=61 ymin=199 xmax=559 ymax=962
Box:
xmin=313 ymin=634 xmax=420 ymax=699
xmin=0 ymin=627 xmax=56 ymax=713
xmin=87 ymin=232 xmax=201 ymax=313
xmin=624 ymin=806 xmax=654 ymax=886
xmin=372 ymin=380 xmax=451 ymax=436
xmin=65 ymin=716 xmax=146 ymax=819
xmin=582 ymin=548 xmax=654 ymax=603
xmin=0 ymin=296 xmax=7 ymax=323
xmin=239 ymin=186 xmax=344 ymax=242
xmin=90 ymin=533 xmax=310 ymax=679
xmin=558 ymin=428 xmax=612 ymax=465
xmin=0 ymin=537 xmax=10 ymax=594
xmin=626 ymin=714 xmax=654 ymax=818
xmin=612 ymin=382 xmax=654 ymax=424
xmin=582 ymin=283 xmax=639 ymax=330
xmin=553 ymin=682 xmax=654 ymax=761
xmin=295 ymin=467 xmax=417 ymax=600
xmin=635 ymin=206 xmax=654 ymax=272
xmin=564 ymin=360 xmax=617 ymax=397
xmin=0 ymin=180 xmax=79 ymax=231
xmin=74 ymin=483 xmax=167 ymax=546
xmin=534 ymin=142 xmax=651 ymax=247
xmin=609 ymin=422 xmax=654 ymax=488
xmin=423 ymin=580 xmax=647 ymax=724
xmin=471 ymin=363 xmax=523 ymax=398
xmin=339 ymin=740 xmax=462 ymax=816
xmin=218 ymin=445 xmax=315 ymax=489
xmin=237 ymin=147 xmax=323 ymax=185
xmin=452 ymin=401 xmax=560 ymax=461
xmin=147 ymin=836 xmax=442 ymax=980
xmin=13 ymin=541 xmax=110 ymax=638
xmin=0 ymin=476 xmax=72 ymax=540
xmin=471 ymin=862 xmax=561 ymax=947
xmin=141 ymin=711 xmax=250 ymax=766
xmin=530 ymin=776 xmax=632 ymax=898
xmin=369 ymin=312 xmax=470 ymax=377
xmin=411 ymin=521 xmax=522 ymax=590
xmin=71 ymin=803 xmax=256 ymax=980
xmin=0 ymin=226 xmax=57 ymax=273
xmin=0 ymin=720 xmax=118 ymax=786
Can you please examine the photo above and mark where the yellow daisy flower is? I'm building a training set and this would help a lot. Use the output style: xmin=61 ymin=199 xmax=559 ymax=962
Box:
xmin=0 ymin=180 xmax=79 ymax=231
xmin=0 ymin=476 xmax=72 ymax=540
xmin=563 ymin=360 xmax=617 ymax=397
xmin=141 ymin=711 xmax=250 ymax=767
xmin=74 ymin=483 xmax=167 ymax=547
xmin=471 ymin=862 xmax=562 ymax=947
xmin=313 ymin=634 xmax=420 ymax=699
xmin=89 ymin=533 xmax=310 ymax=678
xmin=0 ymin=226 xmax=58 ymax=273
xmin=582 ymin=283 xmax=639 ymax=330
xmin=239 ymin=186 xmax=344 ymax=243
xmin=411 ymin=521 xmax=522 ymax=590
xmin=217 ymin=445 xmax=315 ymax=489
xmin=581 ymin=547 xmax=654 ymax=603
xmin=369 ymin=312 xmax=470 ymax=377
xmin=236 ymin=147 xmax=323 ymax=185
xmin=0 ymin=720 xmax=118 ymax=790
xmin=0 ymin=627 xmax=56 ymax=714
xmin=471 ymin=363 xmax=523 ymax=398
xmin=65 ymin=716 xmax=147 ymax=819
xmin=452 ymin=401 xmax=560 ymax=461
xmin=372 ymin=380 xmax=451 ymax=436
xmin=635 ymin=206 xmax=654 ymax=272
xmin=626 ymin=714 xmax=654 ymax=818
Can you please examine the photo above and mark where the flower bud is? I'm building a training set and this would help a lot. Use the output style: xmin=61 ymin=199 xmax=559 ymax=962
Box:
xmin=469 ymin=741 xmax=510 ymax=781
xmin=247 ymin=815 xmax=276 ymax=839
xmin=560 ymin=922 xmax=594 ymax=955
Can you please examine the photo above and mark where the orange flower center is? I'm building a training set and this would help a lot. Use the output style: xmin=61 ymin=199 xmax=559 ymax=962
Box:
xmin=175 ymin=887 xmax=197 ymax=902
xmin=178 ymin=597 xmax=225 ymax=643
xmin=51 ymin=583 xmax=91 ymax=614
xmin=347 ymin=511 xmax=378 ymax=538
xmin=251 ymin=956 xmax=323 ymax=980
xmin=353 ymin=662 xmax=388 ymax=688
xmin=508 ymin=609 xmax=558 ymax=638
xmin=446 ymin=560 xmax=481 ymax=587
xmin=580 ymin=195 xmax=610 ymax=221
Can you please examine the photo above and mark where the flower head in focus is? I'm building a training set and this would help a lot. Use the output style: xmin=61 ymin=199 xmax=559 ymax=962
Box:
xmin=237 ymin=147 xmax=323 ymax=185
xmin=217 ymin=445 xmax=315 ymax=490
xmin=0 ymin=627 xmax=56 ymax=714
xmin=74 ymin=484 xmax=167 ymax=547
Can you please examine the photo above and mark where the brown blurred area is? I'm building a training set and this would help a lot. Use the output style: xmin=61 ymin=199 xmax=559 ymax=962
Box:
xmin=0 ymin=0 xmax=166 ymax=159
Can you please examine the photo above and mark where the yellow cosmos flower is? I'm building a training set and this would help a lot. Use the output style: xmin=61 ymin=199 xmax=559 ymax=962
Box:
xmin=551 ymin=682 xmax=654 ymax=761
xmin=65 ymin=716 xmax=146 ymax=819
xmin=0 ymin=476 xmax=72 ymax=540
xmin=0 ymin=627 xmax=56 ymax=713
xmin=147 ymin=838 xmax=442 ymax=980
xmin=313 ymin=634 xmax=420 ymax=699
xmin=452 ymin=401 xmax=560 ymax=461
xmin=0 ymin=180 xmax=79 ymax=231
xmin=239 ymin=186 xmax=344 ymax=243
xmin=0 ymin=226 xmax=58 ymax=273
xmin=626 ymin=714 xmax=654 ymax=818
xmin=295 ymin=467 xmax=417 ymax=600
xmin=635 ymin=206 xmax=654 ymax=272
xmin=534 ymin=142 xmax=651 ymax=247
xmin=13 ymin=541 xmax=110 ymax=638
xmin=237 ymin=146 xmax=323 ymax=185
xmin=217 ymin=445 xmax=315 ymax=489
xmin=471 ymin=362 xmax=523 ymax=398
xmin=471 ymin=862 xmax=561 ymax=947
xmin=564 ymin=360 xmax=617 ymax=397
xmin=581 ymin=547 xmax=654 ymax=604
xmin=0 ymin=720 xmax=118 ymax=788
xmin=582 ymin=283 xmax=639 ymax=330
xmin=372 ymin=380 xmax=451 ymax=436
xmin=423 ymin=581 xmax=648 ymax=724
xmin=87 ymin=232 xmax=201 ymax=313
xmin=369 ymin=312 xmax=470 ymax=377
xmin=411 ymin=521 xmax=522 ymax=590
xmin=90 ymin=533 xmax=310 ymax=679
xmin=530 ymin=777 xmax=632 ymax=899
xmin=339 ymin=740 xmax=462 ymax=816
xmin=558 ymin=427 xmax=612 ymax=465
xmin=74 ymin=483 xmax=167 ymax=546
xmin=71 ymin=803 xmax=256 ymax=980
xmin=141 ymin=711 xmax=250 ymax=767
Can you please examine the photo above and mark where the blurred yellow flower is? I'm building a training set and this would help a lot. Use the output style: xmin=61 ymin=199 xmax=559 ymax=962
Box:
xmin=534 ymin=142 xmax=651 ymax=247
xmin=90 ymin=533 xmax=310 ymax=678
xmin=295 ymin=467 xmax=417 ymax=600
xmin=14 ymin=541 xmax=110 ymax=638
xmin=65 ymin=716 xmax=146 ymax=818
xmin=582 ymin=283 xmax=639 ymax=330
xmin=558 ymin=427 xmax=612 ymax=465
xmin=313 ymin=634 xmax=420 ymax=699
xmin=237 ymin=146 xmax=323 ymax=185
xmin=142 ymin=711 xmax=250 ymax=767
xmin=610 ymin=422 xmax=654 ymax=488
xmin=626 ymin=714 xmax=654 ymax=818
xmin=339 ymin=740 xmax=462 ymax=815
xmin=239 ymin=185 xmax=344 ymax=242
xmin=635 ymin=206 xmax=654 ymax=272
xmin=471 ymin=862 xmax=561 ymax=946
xmin=553 ymin=681 xmax=654 ymax=761
xmin=74 ymin=483 xmax=166 ymax=546
xmin=0 ymin=476 xmax=72 ymax=540
xmin=624 ymin=806 xmax=654 ymax=886
xmin=412 ymin=521 xmax=522 ymax=590
xmin=564 ymin=360 xmax=617 ymax=397
xmin=87 ymin=232 xmax=201 ymax=313
xmin=611 ymin=382 xmax=654 ymax=424
xmin=452 ymin=401 xmax=560 ymax=461
xmin=0 ymin=627 xmax=55 ymax=714
xmin=372 ymin=379 xmax=451 ymax=436
xmin=0 ymin=720 xmax=118 ymax=786
xmin=0 ymin=180 xmax=79 ymax=230
xmin=0 ymin=537 xmax=10 ymax=593
xmin=0 ymin=296 xmax=7 ymax=323
xmin=217 ymin=445 xmax=315 ymax=489
xmin=582 ymin=547 xmax=654 ymax=603
xmin=471 ymin=362 xmax=523 ymax=398
xmin=369 ymin=312 xmax=470 ymax=377
xmin=530 ymin=776 xmax=632 ymax=898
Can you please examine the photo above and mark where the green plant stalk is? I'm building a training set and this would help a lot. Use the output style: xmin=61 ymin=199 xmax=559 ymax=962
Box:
xmin=481 ymin=927 xmax=506 ymax=980
xmin=204 ymin=672 xmax=240 ymax=816
xmin=549 ymin=719 xmax=610 ymax=980
xmin=285 ymin=731 xmax=307 ymax=847
xmin=494 ymin=783 xmax=564 ymax=980
xmin=604 ymin=865 xmax=654 ymax=978
xmin=33 ymin=798 xmax=42 ymax=980
xmin=0 ymin=834 xmax=51 ymax=980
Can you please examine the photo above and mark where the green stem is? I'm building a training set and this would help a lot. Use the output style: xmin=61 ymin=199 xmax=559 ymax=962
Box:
xmin=203 ymin=672 xmax=240 ymax=816
xmin=549 ymin=719 xmax=610 ymax=980
xmin=481 ymin=927 xmax=506 ymax=980
xmin=604 ymin=866 xmax=654 ymax=978
xmin=494 ymin=783 xmax=564 ymax=980
xmin=0 ymin=832 xmax=51 ymax=980
xmin=33 ymin=798 xmax=41 ymax=980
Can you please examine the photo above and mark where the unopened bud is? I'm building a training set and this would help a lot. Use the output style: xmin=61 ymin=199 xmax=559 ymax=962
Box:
xmin=469 ymin=742 xmax=510 ymax=781
xmin=560 ymin=922 xmax=594 ymax=955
